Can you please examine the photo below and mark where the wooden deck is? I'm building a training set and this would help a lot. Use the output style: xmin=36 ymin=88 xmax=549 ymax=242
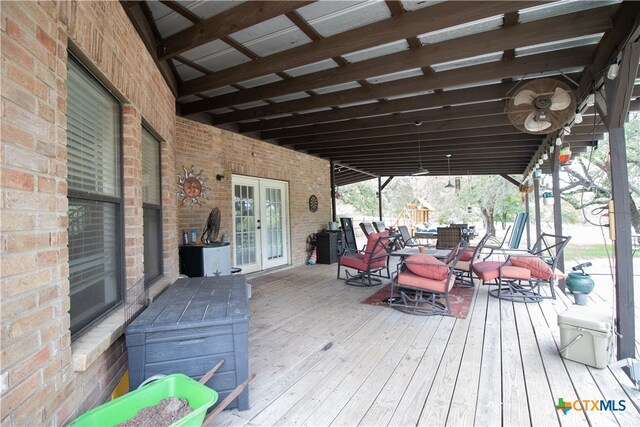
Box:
xmin=213 ymin=264 xmax=640 ymax=426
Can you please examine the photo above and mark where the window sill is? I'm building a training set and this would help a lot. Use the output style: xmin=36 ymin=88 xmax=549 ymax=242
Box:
xmin=72 ymin=276 xmax=173 ymax=372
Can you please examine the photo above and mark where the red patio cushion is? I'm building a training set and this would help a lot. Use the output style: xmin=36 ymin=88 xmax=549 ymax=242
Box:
xmin=460 ymin=246 xmax=476 ymax=261
xmin=510 ymin=256 xmax=553 ymax=280
xmin=339 ymin=253 xmax=367 ymax=271
xmin=363 ymin=231 xmax=389 ymax=265
xmin=472 ymin=261 xmax=531 ymax=282
xmin=404 ymin=255 xmax=449 ymax=281
xmin=397 ymin=270 xmax=449 ymax=293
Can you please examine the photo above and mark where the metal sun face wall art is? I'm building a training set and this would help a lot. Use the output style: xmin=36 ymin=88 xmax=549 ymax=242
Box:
xmin=177 ymin=165 xmax=211 ymax=207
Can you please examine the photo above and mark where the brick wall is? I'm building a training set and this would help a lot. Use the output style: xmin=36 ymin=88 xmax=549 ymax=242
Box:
xmin=1 ymin=2 xmax=176 ymax=425
xmin=176 ymin=117 xmax=331 ymax=267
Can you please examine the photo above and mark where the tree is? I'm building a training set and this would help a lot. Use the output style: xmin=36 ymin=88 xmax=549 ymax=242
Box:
xmin=456 ymin=175 xmax=523 ymax=235
xmin=559 ymin=112 xmax=640 ymax=232
xmin=337 ymin=182 xmax=378 ymax=216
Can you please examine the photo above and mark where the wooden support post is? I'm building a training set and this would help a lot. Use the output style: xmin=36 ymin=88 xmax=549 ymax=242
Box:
xmin=330 ymin=161 xmax=337 ymax=222
xmin=609 ymin=126 xmax=636 ymax=361
xmin=552 ymin=165 xmax=565 ymax=282
xmin=378 ymin=177 xmax=383 ymax=221
xmin=533 ymin=176 xmax=542 ymax=251
xmin=603 ymin=39 xmax=638 ymax=362
xmin=525 ymin=192 xmax=531 ymax=250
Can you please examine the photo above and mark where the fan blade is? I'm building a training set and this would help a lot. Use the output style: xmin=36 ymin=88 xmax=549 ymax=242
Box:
xmin=550 ymin=87 xmax=572 ymax=111
xmin=524 ymin=112 xmax=551 ymax=132
xmin=513 ymin=89 xmax=538 ymax=106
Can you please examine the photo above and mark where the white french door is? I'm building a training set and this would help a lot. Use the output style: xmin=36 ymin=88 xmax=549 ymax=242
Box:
xmin=232 ymin=176 xmax=289 ymax=273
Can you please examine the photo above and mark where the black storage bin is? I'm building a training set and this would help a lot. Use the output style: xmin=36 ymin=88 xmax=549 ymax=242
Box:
xmin=316 ymin=232 xmax=338 ymax=264
xmin=126 ymin=275 xmax=249 ymax=410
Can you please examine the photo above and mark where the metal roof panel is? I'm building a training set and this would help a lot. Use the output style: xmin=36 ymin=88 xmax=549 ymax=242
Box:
xmin=302 ymin=1 xmax=391 ymax=38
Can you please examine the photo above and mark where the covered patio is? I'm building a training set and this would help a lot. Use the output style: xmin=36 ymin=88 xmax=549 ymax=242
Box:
xmin=1 ymin=1 xmax=639 ymax=425
xmin=212 ymin=263 xmax=640 ymax=426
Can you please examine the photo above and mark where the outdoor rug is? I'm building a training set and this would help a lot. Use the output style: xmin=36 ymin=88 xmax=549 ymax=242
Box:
xmin=361 ymin=284 xmax=475 ymax=319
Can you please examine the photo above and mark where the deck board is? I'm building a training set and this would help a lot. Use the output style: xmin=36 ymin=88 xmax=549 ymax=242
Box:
xmin=211 ymin=264 xmax=640 ymax=426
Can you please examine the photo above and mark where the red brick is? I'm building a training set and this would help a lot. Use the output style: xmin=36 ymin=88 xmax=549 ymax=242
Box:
xmin=0 ymin=370 xmax=42 ymax=415
xmin=9 ymin=306 xmax=54 ymax=339
xmin=0 ymin=168 xmax=35 ymax=191
xmin=0 ymin=122 xmax=37 ymax=150
xmin=36 ymin=26 xmax=57 ymax=55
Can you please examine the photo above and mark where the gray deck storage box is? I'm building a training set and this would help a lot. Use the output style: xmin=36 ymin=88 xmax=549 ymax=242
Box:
xmin=558 ymin=306 xmax=613 ymax=369
xmin=126 ymin=275 xmax=249 ymax=410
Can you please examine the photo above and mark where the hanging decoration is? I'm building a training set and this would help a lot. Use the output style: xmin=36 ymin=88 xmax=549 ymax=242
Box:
xmin=558 ymin=145 xmax=572 ymax=164
xmin=542 ymin=191 xmax=554 ymax=206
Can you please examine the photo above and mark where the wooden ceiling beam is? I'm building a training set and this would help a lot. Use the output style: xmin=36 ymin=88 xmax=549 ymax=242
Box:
xmin=179 ymin=1 xmax=537 ymax=96
xmin=209 ymin=46 xmax=595 ymax=124
xmin=285 ymin=125 xmax=528 ymax=149
xmin=306 ymin=136 xmax=541 ymax=154
xmin=181 ymin=6 xmax=613 ymax=112
xmin=277 ymin=115 xmax=514 ymax=145
xmin=305 ymin=141 xmax=540 ymax=158
xmin=157 ymin=1 xmax=312 ymax=61
xmin=262 ymin=101 xmax=507 ymax=139
xmin=121 ymin=1 xmax=178 ymax=95
xmin=239 ymin=81 xmax=520 ymax=132
xmin=576 ymin=2 xmax=640 ymax=107
xmin=330 ymin=149 xmax=539 ymax=163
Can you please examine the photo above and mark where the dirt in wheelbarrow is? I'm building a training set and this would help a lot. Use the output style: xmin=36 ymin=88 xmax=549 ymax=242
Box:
xmin=117 ymin=397 xmax=193 ymax=427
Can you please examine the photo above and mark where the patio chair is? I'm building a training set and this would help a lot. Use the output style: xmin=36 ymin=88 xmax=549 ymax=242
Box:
xmin=473 ymin=233 xmax=571 ymax=302
xmin=397 ymin=225 xmax=421 ymax=248
xmin=337 ymin=231 xmax=395 ymax=287
xmin=450 ymin=233 xmax=492 ymax=288
xmin=340 ymin=217 xmax=358 ymax=253
xmin=436 ymin=227 xmax=462 ymax=249
xmin=360 ymin=222 xmax=375 ymax=238
xmin=483 ymin=212 xmax=528 ymax=259
xmin=389 ymin=241 xmax=468 ymax=316
xmin=372 ymin=221 xmax=386 ymax=233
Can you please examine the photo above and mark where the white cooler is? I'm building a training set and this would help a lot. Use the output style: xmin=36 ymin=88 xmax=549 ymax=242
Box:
xmin=557 ymin=306 xmax=613 ymax=369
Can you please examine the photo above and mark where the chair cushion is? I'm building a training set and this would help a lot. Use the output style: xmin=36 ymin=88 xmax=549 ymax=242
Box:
xmin=339 ymin=254 xmax=367 ymax=271
xmin=397 ymin=271 xmax=448 ymax=293
xmin=510 ymin=256 xmax=553 ymax=280
xmin=453 ymin=260 xmax=471 ymax=272
xmin=364 ymin=231 xmax=389 ymax=264
xmin=472 ymin=261 xmax=530 ymax=282
xmin=460 ymin=246 xmax=476 ymax=261
xmin=404 ymin=255 xmax=449 ymax=280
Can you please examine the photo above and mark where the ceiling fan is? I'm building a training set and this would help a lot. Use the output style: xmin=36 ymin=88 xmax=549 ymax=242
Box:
xmin=507 ymin=78 xmax=576 ymax=135
xmin=412 ymin=122 xmax=429 ymax=176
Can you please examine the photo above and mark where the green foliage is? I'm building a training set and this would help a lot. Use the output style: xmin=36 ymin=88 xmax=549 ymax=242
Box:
xmin=337 ymin=183 xmax=378 ymax=215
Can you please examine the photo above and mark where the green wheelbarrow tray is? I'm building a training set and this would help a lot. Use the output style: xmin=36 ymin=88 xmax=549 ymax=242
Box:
xmin=69 ymin=373 xmax=218 ymax=427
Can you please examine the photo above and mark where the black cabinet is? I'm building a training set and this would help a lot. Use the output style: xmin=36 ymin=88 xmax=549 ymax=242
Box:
xmin=316 ymin=231 xmax=343 ymax=264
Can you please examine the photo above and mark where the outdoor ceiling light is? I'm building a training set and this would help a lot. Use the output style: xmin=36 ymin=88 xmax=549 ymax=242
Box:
xmin=445 ymin=154 xmax=454 ymax=188
xmin=607 ymin=62 xmax=619 ymax=80
xmin=585 ymin=93 xmax=595 ymax=107
xmin=412 ymin=123 xmax=429 ymax=176
xmin=542 ymin=152 xmax=549 ymax=160
xmin=574 ymin=110 xmax=583 ymax=124
xmin=555 ymin=136 xmax=563 ymax=146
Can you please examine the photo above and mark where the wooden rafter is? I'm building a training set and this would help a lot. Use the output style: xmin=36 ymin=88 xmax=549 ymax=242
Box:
xmin=179 ymin=1 xmax=540 ymax=96
xmin=209 ymin=46 xmax=595 ymax=124
xmin=181 ymin=6 xmax=613 ymax=114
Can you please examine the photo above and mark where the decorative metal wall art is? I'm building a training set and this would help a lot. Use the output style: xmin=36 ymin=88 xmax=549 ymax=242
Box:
xmin=177 ymin=165 xmax=210 ymax=207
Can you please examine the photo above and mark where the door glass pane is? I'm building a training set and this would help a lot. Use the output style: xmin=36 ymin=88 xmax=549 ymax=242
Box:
xmin=234 ymin=184 xmax=257 ymax=266
xmin=265 ymin=187 xmax=284 ymax=260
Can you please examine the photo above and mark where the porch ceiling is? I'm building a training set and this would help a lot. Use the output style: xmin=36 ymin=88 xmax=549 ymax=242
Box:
xmin=123 ymin=1 xmax=640 ymax=186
